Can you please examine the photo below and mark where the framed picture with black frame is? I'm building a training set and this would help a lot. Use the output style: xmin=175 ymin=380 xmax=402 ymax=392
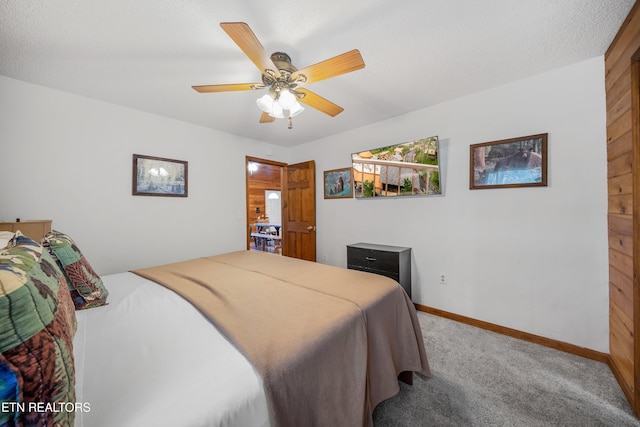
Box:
xmin=132 ymin=154 xmax=188 ymax=197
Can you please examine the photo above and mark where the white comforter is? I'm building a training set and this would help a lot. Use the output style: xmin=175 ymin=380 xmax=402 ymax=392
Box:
xmin=73 ymin=272 xmax=269 ymax=427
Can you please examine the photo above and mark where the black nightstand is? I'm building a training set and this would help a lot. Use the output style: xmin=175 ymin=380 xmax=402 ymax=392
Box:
xmin=347 ymin=243 xmax=412 ymax=299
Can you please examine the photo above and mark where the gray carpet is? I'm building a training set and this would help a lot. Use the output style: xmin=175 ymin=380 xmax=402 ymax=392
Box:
xmin=372 ymin=311 xmax=640 ymax=426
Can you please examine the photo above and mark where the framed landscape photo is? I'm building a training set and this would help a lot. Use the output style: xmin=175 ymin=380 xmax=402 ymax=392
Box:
xmin=352 ymin=136 xmax=441 ymax=198
xmin=470 ymin=133 xmax=547 ymax=190
xmin=324 ymin=167 xmax=353 ymax=199
xmin=132 ymin=154 xmax=188 ymax=197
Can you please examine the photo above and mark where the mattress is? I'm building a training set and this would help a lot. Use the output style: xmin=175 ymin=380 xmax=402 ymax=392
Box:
xmin=73 ymin=272 xmax=269 ymax=427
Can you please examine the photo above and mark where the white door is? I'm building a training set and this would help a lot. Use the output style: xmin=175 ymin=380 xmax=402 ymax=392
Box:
xmin=265 ymin=190 xmax=281 ymax=225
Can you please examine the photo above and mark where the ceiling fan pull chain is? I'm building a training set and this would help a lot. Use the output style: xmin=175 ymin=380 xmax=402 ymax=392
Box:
xmin=287 ymin=115 xmax=293 ymax=129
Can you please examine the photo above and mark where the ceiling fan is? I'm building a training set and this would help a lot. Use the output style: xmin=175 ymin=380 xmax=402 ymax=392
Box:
xmin=192 ymin=22 xmax=365 ymax=128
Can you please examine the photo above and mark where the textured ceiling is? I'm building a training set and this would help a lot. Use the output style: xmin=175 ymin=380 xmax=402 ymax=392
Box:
xmin=0 ymin=1 xmax=635 ymax=147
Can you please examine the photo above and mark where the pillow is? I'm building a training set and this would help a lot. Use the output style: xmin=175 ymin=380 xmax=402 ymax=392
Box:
xmin=41 ymin=230 xmax=108 ymax=310
xmin=0 ymin=231 xmax=14 ymax=249
xmin=0 ymin=231 xmax=77 ymax=426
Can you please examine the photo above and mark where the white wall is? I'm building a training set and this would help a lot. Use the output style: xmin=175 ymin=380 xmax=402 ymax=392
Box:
xmin=291 ymin=56 xmax=610 ymax=352
xmin=0 ymin=56 xmax=610 ymax=352
xmin=0 ymin=75 xmax=289 ymax=275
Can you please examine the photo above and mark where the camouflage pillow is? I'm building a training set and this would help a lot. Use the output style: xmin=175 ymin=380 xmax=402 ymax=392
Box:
xmin=0 ymin=231 xmax=77 ymax=426
xmin=41 ymin=230 xmax=109 ymax=310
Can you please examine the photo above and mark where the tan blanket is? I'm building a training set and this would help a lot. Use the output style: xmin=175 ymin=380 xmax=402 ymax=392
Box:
xmin=132 ymin=251 xmax=430 ymax=427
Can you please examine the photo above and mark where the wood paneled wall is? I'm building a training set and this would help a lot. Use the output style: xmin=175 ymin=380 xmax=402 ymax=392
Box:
xmin=605 ymin=0 xmax=640 ymax=414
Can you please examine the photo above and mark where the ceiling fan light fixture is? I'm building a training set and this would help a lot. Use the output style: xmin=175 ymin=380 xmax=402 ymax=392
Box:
xmin=258 ymin=88 xmax=303 ymax=120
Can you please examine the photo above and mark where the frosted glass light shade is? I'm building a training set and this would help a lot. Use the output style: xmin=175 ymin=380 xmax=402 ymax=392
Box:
xmin=289 ymin=101 xmax=305 ymax=117
xmin=256 ymin=92 xmax=275 ymax=113
xmin=269 ymin=102 xmax=285 ymax=118
xmin=278 ymin=89 xmax=296 ymax=110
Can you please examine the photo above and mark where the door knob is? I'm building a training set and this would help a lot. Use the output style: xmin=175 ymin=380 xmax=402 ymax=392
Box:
xmin=307 ymin=225 xmax=316 ymax=231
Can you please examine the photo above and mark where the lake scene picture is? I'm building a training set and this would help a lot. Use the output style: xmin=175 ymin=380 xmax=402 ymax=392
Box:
xmin=133 ymin=155 xmax=188 ymax=197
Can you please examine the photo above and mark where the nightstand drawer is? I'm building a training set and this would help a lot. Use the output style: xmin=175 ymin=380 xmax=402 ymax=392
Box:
xmin=347 ymin=247 xmax=399 ymax=274
xmin=347 ymin=243 xmax=412 ymax=299
xmin=348 ymin=265 xmax=400 ymax=282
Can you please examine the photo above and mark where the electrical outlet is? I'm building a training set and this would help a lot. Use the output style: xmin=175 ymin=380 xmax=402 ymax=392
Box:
xmin=440 ymin=273 xmax=447 ymax=285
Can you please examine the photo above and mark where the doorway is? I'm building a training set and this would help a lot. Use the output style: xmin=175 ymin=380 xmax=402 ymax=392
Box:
xmin=246 ymin=157 xmax=285 ymax=254
xmin=245 ymin=157 xmax=317 ymax=261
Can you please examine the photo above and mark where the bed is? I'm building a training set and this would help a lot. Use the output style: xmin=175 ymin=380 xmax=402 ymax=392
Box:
xmin=73 ymin=270 xmax=270 ymax=427
xmin=1 ymin=231 xmax=430 ymax=427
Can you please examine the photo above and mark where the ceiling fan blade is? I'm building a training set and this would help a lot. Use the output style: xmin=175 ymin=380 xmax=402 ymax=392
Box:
xmin=220 ymin=22 xmax=280 ymax=78
xmin=192 ymin=83 xmax=263 ymax=93
xmin=259 ymin=112 xmax=275 ymax=123
xmin=292 ymin=49 xmax=365 ymax=85
xmin=297 ymin=88 xmax=344 ymax=117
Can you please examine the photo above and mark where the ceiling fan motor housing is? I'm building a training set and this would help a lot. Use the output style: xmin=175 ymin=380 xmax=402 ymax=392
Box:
xmin=262 ymin=52 xmax=300 ymax=88
xmin=270 ymin=52 xmax=297 ymax=73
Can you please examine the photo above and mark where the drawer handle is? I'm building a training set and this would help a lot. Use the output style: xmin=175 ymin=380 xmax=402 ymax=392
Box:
xmin=365 ymin=257 xmax=377 ymax=261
